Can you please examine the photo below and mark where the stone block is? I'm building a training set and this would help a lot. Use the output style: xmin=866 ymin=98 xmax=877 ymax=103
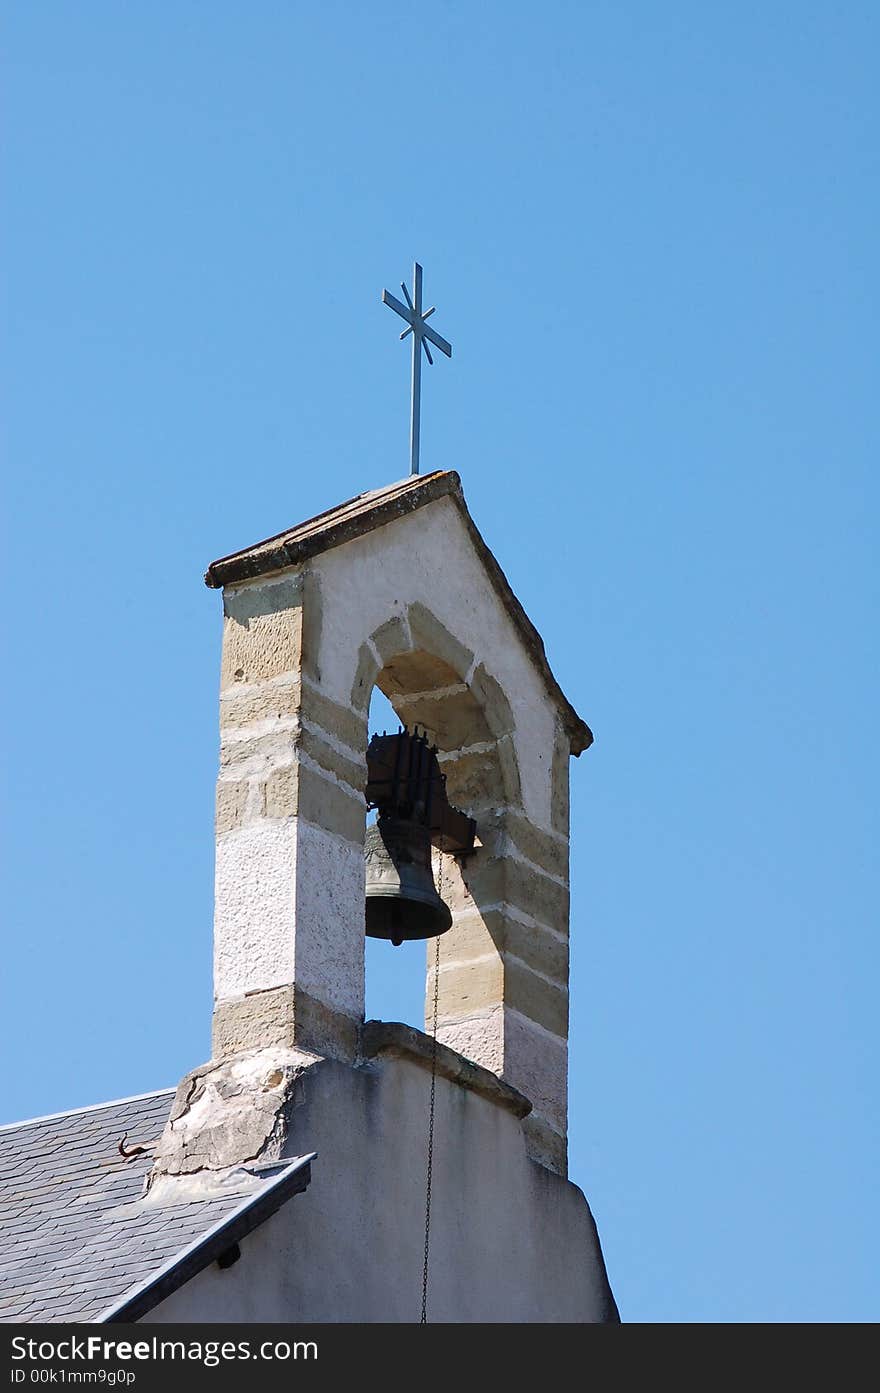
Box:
xmin=505 ymin=858 xmax=570 ymax=933
xmin=350 ymin=641 xmax=380 ymax=713
xmin=441 ymin=746 xmax=506 ymax=810
xmin=300 ymin=681 xmax=367 ymax=755
xmin=262 ymin=760 xmax=365 ymax=844
xmin=298 ymin=724 xmax=365 ymax=794
xmin=436 ymin=1004 xmax=504 ymax=1076
xmin=504 ymin=916 xmax=568 ymax=984
xmin=378 ymin=648 xmax=459 ymax=700
xmin=522 ymin=1113 xmax=567 ymax=1176
xmin=395 ymin=686 xmax=491 ymax=751
xmin=220 ymin=728 xmax=293 ymax=779
xmin=263 ymin=763 xmax=297 ymax=820
xmin=406 ymin=601 xmax=474 ymax=680
xmin=436 ymin=909 xmax=504 ymax=965
xmin=503 ymin=1008 xmax=568 ymax=1134
xmin=220 ymin=678 xmax=301 ymax=730
xmin=221 ymin=582 xmax=303 ymax=688
xmin=496 ymin=733 xmax=523 ymax=806
xmin=505 ymin=957 xmax=569 ymax=1038
xmin=294 ymin=762 xmax=365 ymax=844
xmin=215 ymin=778 xmax=252 ymax=836
xmin=496 ymin=809 xmax=569 ymax=882
xmin=435 ymin=954 xmax=504 ymax=1024
xmin=292 ymin=985 xmax=359 ymax=1063
xmin=469 ymin=662 xmax=514 ymax=737
xmin=212 ymin=985 xmax=296 ymax=1056
xmin=371 ymin=614 xmax=410 ymax=665
xmin=551 ymin=726 xmax=571 ymax=836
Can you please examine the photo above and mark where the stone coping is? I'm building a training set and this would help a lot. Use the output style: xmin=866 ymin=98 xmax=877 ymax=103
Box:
xmin=360 ymin=1020 xmax=532 ymax=1120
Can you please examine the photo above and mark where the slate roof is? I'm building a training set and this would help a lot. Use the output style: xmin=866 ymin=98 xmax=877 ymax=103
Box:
xmin=203 ymin=470 xmax=593 ymax=754
xmin=0 ymin=1090 xmax=312 ymax=1324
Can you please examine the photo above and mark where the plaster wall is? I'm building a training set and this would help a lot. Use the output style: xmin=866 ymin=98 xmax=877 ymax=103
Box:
xmin=143 ymin=1052 xmax=617 ymax=1324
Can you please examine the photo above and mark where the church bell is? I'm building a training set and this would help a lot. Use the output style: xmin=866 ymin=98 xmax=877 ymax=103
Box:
xmin=364 ymin=728 xmax=476 ymax=947
xmin=365 ymin=817 xmax=451 ymax=945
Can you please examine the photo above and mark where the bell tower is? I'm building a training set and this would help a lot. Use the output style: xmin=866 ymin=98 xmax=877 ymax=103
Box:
xmin=145 ymin=465 xmax=618 ymax=1323
xmin=196 ymin=469 xmax=590 ymax=1175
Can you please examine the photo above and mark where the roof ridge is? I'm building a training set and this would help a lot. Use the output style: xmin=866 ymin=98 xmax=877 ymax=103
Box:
xmin=204 ymin=470 xmax=446 ymax=585
xmin=0 ymin=1086 xmax=175 ymax=1135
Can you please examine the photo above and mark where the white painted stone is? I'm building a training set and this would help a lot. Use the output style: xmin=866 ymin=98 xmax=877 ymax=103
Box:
xmin=503 ymin=1007 xmax=568 ymax=1134
xmin=214 ymin=821 xmax=297 ymax=1001
xmin=436 ymin=1004 xmax=505 ymax=1075
xmin=292 ymin=821 xmax=365 ymax=1018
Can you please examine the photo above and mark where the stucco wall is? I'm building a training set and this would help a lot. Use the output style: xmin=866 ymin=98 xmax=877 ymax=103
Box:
xmin=143 ymin=1051 xmax=617 ymax=1324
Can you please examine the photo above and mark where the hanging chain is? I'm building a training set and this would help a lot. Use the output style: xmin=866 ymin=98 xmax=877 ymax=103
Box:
xmin=421 ymin=856 xmax=443 ymax=1324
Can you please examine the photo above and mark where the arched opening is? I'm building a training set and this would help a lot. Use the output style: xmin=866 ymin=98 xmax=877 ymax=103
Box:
xmin=360 ymin=615 xmax=521 ymax=1040
xmin=363 ymin=684 xmax=427 ymax=1027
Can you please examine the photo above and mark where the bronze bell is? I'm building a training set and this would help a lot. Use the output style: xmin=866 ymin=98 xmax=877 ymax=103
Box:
xmin=365 ymin=816 xmax=452 ymax=946
xmin=364 ymin=727 xmax=476 ymax=947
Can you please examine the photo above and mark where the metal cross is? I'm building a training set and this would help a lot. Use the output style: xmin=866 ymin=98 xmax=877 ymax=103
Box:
xmin=382 ymin=262 xmax=452 ymax=475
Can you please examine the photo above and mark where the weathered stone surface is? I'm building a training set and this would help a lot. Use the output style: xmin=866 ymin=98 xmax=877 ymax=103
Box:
xmin=360 ymin=1020 xmax=531 ymax=1119
xmin=436 ymin=909 xmax=504 ymax=964
xmin=505 ymin=957 xmax=569 ymax=1038
xmin=212 ymin=986 xmax=296 ymax=1056
xmin=504 ymin=915 xmax=569 ymax=984
xmin=300 ymin=681 xmax=366 ymax=755
xmin=219 ymin=728 xmax=293 ymax=779
xmin=221 ymin=580 xmax=303 ymax=689
xmin=551 ymin=725 xmax=571 ymax=836
xmin=350 ymin=641 xmax=380 ymax=713
xmin=436 ymin=1005 xmax=505 ymax=1077
xmin=377 ymin=648 xmax=459 ymax=700
xmin=458 ymin=853 xmax=505 ymax=909
xmin=261 ymin=760 xmax=365 ymax=844
xmin=215 ymin=778 xmax=252 ymax=836
xmin=442 ymin=906 xmax=566 ymax=979
xmin=151 ymin=1047 xmax=321 ymax=1176
xmin=220 ymin=676 xmax=366 ymax=758
xmin=370 ymin=614 xmax=410 ymax=665
xmin=407 ymin=601 xmax=474 ymax=680
xmin=294 ymin=763 xmax=365 ymax=843
xmin=504 ymin=857 xmax=570 ymax=931
xmin=298 ymin=724 xmax=365 ymax=793
xmin=496 ymin=733 xmax=523 ymax=806
xmin=491 ymin=808 xmax=569 ymax=881
xmin=469 ymin=662 xmax=514 ymax=737
xmin=263 ymin=762 xmax=297 ymax=820
xmin=292 ymin=985 xmax=360 ymax=1063
xmin=434 ymin=954 xmax=504 ymax=1023
xmin=395 ymin=686 xmax=491 ymax=751
xmin=441 ymin=746 xmax=506 ymax=810
xmin=299 ymin=568 xmax=323 ymax=683
xmin=503 ymin=1008 xmax=568 ymax=1134
xmin=220 ymin=677 xmax=301 ymax=729
xmin=522 ymin=1112 xmax=567 ymax=1176
xmin=223 ymin=576 xmax=303 ymax=625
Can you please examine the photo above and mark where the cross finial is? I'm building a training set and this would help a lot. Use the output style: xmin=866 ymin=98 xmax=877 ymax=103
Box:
xmin=382 ymin=263 xmax=452 ymax=476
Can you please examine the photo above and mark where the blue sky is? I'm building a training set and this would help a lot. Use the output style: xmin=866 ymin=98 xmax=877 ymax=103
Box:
xmin=2 ymin=3 xmax=877 ymax=1322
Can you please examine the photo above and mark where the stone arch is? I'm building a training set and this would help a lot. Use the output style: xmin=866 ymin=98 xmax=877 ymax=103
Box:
xmin=350 ymin=601 xmax=521 ymax=819
xmin=349 ymin=602 xmax=539 ymax=1068
xmin=209 ymin=541 xmax=572 ymax=1174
